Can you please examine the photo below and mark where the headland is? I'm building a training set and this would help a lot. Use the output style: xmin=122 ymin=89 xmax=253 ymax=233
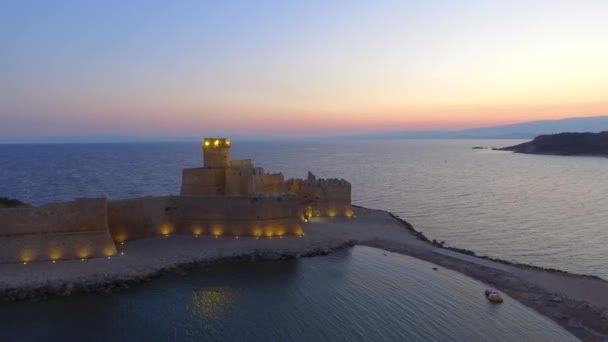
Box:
xmin=1 ymin=138 xmax=607 ymax=341
xmin=499 ymin=131 xmax=608 ymax=157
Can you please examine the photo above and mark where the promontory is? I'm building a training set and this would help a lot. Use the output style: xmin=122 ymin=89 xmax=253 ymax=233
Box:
xmin=499 ymin=131 xmax=608 ymax=156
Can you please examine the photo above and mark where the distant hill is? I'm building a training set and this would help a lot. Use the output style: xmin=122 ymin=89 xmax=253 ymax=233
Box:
xmin=498 ymin=132 xmax=608 ymax=156
xmin=3 ymin=115 xmax=608 ymax=143
xmin=349 ymin=116 xmax=608 ymax=139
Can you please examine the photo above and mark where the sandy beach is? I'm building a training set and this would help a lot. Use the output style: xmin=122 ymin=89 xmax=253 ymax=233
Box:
xmin=1 ymin=207 xmax=606 ymax=341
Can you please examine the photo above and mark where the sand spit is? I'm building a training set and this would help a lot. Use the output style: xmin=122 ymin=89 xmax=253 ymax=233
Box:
xmin=1 ymin=207 xmax=606 ymax=341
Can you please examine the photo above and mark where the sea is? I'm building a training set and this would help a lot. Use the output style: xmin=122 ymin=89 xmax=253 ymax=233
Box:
xmin=0 ymin=246 xmax=577 ymax=342
xmin=1 ymin=139 xmax=606 ymax=279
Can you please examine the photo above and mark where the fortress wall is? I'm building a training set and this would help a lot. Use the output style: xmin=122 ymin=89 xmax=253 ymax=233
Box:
xmin=224 ymin=167 xmax=263 ymax=196
xmin=0 ymin=198 xmax=117 ymax=263
xmin=0 ymin=198 xmax=110 ymax=235
xmin=107 ymin=196 xmax=174 ymax=242
xmin=107 ymin=194 xmax=303 ymax=241
xmin=286 ymin=179 xmax=352 ymax=218
xmin=317 ymin=180 xmax=352 ymax=217
xmin=181 ymin=168 xmax=225 ymax=195
xmin=230 ymin=159 xmax=253 ymax=167
xmin=262 ymin=173 xmax=286 ymax=194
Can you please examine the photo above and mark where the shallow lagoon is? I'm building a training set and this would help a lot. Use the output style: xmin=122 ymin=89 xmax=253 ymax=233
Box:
xmin=0 ymin=246 xmax=576 ymax=342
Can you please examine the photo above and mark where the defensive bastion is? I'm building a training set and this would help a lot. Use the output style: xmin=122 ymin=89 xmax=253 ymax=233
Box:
xmin=0 ymin=138 xmax=351 ymax=263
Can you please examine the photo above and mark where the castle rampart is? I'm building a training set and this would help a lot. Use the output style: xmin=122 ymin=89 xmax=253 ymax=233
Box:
xmin=286 ymin=177 xmax=352 ymax=218
xmin=107 ymin=194 xmax=302 ymax=242
xmin=1 ymin=137 xmax=351 ymax=263
xmin=0 ymin=198 xmax=117 ymax=263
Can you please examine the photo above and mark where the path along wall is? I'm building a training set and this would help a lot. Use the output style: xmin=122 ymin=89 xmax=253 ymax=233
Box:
xmin=107 ymin=194 xmax=304 ymax=242
xmin=0 ymin=198 xmax=117 ymax=263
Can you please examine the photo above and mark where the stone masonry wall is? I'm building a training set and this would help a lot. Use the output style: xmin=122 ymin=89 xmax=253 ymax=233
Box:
xmin=286 ymin=178 xmax=352 ymax=218
xmin=262 ymin=173 xmax=286 ymax=194
xmin=181 ymin=168 xmax=225 ymax=195
xmin=0 ymin=198 xmax=117 ymax=263
xmin=107 ymin=194 xmax=303 ymax=242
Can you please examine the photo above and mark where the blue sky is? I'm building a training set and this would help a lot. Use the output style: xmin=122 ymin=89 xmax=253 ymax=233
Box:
xmin=2 ymin=1 xmax=608 ymax=138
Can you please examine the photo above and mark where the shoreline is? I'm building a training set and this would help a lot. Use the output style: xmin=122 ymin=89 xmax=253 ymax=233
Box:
xmin=1 ymin=207 xmax=607 ymax=341
xmin=382 ymin=208 xmax=605 ymax=281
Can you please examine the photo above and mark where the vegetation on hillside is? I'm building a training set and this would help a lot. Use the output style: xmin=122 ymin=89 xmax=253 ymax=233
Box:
xmin=0 ymin=197 xmax=28 ymax=208
xmin=499 ymin=131 xmax=608 ymax=156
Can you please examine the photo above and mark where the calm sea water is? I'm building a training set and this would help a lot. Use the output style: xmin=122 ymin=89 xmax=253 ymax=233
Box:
xmin=1 ymin=140 xmax=607 ymax=280
xmin=0 ymin=246 xmax=577 ymax=342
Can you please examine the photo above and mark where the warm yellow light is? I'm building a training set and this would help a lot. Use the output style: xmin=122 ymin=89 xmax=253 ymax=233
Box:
xmin=103 ymin=246 xmax=116 ymax=257
xmin=192 ymin=226 xmax=203 ymax=236
xmin=23 ymin=262 xmax=27 ymax=265
xmin=225 ymin=140 xmax=231 ymax=147
xmin=204 ymin=140 xmax=210 ymax=147
xmin=214 ymin=139 xmax=220 ymax=147
xmin=78 ymin=248 xmax=91 ymax=259
xmin=327 ymin=209 xmax=337 ymax=218
xmin=160 ymin=224 xmax=173 ymax=236
xmin=20 ymin=249 xmax=35 ymax=263
xmin=115 ymin=232 xmax=128 ymax=243
xmin=345 ymin=208 xmax=354 ymax=218
xmin=49 ymin=248 xmax=62 ymax=261
xmin=212 ymin=225 xmax=223 ymax=237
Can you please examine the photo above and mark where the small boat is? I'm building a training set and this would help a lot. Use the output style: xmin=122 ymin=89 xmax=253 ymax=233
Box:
xmin=485 ymin=288 xmax=504 ymax=303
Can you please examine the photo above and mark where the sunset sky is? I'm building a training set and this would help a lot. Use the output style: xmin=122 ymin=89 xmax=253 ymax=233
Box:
xmin=2 ymin=0 xmax=608 ymax=138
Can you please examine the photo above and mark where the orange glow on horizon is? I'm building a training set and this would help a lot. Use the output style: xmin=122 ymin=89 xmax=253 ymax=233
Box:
xmin=3 ymin=2 xmax=608 ymax=138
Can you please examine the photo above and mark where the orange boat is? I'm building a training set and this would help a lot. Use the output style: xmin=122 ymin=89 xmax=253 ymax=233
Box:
xmin=485 ymin=288 xmax=504 ymax=303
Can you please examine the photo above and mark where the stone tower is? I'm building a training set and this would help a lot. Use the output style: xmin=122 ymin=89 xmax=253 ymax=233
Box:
xmin=203 ymin=138 xmax=231 ymax=168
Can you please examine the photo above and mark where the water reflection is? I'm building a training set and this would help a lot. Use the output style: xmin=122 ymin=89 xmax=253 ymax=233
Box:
xmin=0 ymin=246 xmax=577 ymax=342
xmin=191 ymin=288 xmax=240 ymax=320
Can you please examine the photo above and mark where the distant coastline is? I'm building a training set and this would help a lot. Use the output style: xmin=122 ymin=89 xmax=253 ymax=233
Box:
xmin=498 ymin=132 xmax=608 ymax=157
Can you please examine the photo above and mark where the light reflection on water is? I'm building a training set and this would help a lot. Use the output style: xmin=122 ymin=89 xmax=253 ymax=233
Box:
xmin=191 ymin=288 xmax=240 ymax=320
xmin=0 ymin=246 xmax=577 ymax=341
xmin=1 ymin=140 xmax=607 ymax=278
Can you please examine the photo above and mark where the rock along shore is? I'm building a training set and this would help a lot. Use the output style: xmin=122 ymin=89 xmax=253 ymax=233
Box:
xmin=1 ymin=206 xmax=607 ymax=341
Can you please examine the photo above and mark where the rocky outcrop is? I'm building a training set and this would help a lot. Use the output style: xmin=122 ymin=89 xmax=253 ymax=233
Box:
xmin=498 ymin=132 xmax=608 ymax=156
xmin=0 ymin=197 xmax=31 ymax=208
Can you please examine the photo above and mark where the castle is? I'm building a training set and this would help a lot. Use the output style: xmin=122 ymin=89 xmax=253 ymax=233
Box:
xmin=0 ymin=138 xmax=352 ymax=263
